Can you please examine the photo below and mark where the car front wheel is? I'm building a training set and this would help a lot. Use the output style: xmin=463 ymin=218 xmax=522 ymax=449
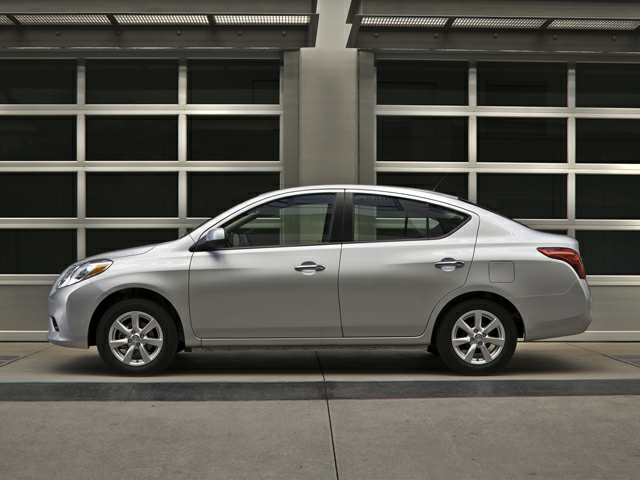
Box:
xmin=96 ymin=299 xmax=178 ymax=376
xmin=436 ymin=299 xmax=517 ymax=375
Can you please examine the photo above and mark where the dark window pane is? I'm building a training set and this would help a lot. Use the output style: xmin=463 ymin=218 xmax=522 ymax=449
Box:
xmin=86 ymin=116 xmax=177 ymax=161
xmin=577 ymin=63 xmax=640 ymax=108
xmin=377 ymin=117 xmax=468 ymax=162
xmin=222 ymin=194 xmax=335 ymax=247
xmin=188 ymin=172 xmax=280 ymax=217
xmin=577 ymin=119 xmax=640 ymax=164
xmin=86 ymin=60 xmax=178 ymax=104
xmin=577 ymin=231 xmax=640 ymax=275
xmin=377 ymin=172 xmax=468 ymax=199
xmin=577 ymin=175 xmax=640 ymax=219
xmin=86 ymin=173 xmax=178 ymax=217
xmin=377 ymin=61 xmax=468 ymax=105
xmin=478 ymin=62 xmax=567 ymax=107
xmin=0 ymin=229 xmax=76 ymax=274
xmin=86 ymin=229 xmax=179 ymax=257
xmin=188 ymin=116 xmax=279 ymax=161
xmin=0 ymin=60 xmax=76 ymax=104
xmin=536 ymin=230 xmax=568 ymax=235
xmin=188 ymin=60 xmax=280 ymax=104
xmin=0 ymin=173 xmax=76 ymax=217
xmin=353 ymin=194 xmax=468 ymax=241
xmin=0 ymin=116 xmax=76 ymax=161
xmin=478 ymin=118 xmax=566 ymax=163
xmin=477 ymin=174 xmax=567 ymax=219
xmin=354 ymin=195 xmax=428 ymax=241
xmin=429 ymin=204 xmax=470 ymax=238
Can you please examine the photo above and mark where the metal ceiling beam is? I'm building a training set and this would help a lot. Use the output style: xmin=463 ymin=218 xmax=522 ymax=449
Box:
xmin=0 ymin=1 xmax=317 ymax=15
xmin=347 ymin=0 xmax=640 ymax=21
xmin=0 ymin=25 xmax=315 ymax=50
xmin=350 ymin=28 xmax=640 ymax=56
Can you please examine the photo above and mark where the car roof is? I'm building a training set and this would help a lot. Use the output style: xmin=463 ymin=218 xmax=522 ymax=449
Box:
xmin=258 ymin=184 xmax=459 ymax=201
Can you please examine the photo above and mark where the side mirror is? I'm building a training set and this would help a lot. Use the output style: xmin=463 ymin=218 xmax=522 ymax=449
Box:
xmin=190 ymin=228 xmax=227 ymax=252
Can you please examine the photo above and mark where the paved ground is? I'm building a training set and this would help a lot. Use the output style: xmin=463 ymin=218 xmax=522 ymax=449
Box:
xmin=1 ymin=342 xmax=640 ymax=479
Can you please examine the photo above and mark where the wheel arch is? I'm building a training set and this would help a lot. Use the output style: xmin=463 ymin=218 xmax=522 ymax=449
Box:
xmin=429 ymin=291 xmax=525 ymax=344
xmin=88 ymin=287 xmax=185 ymax=350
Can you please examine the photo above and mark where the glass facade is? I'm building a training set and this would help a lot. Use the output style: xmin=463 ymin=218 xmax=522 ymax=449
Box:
xmin=375 ymin=59 xmax=640 ymax=275
xmin=0 ymin=58 xmax=283 ymax=276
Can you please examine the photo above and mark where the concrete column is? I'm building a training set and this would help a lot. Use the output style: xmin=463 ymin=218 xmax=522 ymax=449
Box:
xmin=299 ymin=0 xmax=358 ymax=185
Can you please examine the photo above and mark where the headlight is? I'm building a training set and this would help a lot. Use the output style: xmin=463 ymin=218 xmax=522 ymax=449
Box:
xmin=56 ymin=260 xmax=112 ymax=290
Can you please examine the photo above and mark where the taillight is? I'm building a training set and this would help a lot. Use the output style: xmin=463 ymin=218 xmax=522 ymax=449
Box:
xmin=537 ymin=247 xmax=586 ymax=279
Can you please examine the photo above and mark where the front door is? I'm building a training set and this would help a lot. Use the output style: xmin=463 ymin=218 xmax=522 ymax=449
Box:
xmin=189 ymin=192 xmax=343 ymax=338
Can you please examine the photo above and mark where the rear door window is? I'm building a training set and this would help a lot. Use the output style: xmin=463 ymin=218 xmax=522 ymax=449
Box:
xmin=352 ymin=194 xmax=469 ymax=242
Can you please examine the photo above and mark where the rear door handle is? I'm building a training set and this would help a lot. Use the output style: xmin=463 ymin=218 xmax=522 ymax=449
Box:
xmin=435 ymin=259 xmax=465 ymax=271
xmin=295 ymin=262 xmax=326 ymax=273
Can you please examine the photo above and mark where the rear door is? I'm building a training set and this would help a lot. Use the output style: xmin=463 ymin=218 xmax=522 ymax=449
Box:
xmin=338 ymin=191 xmax=479 ymax=337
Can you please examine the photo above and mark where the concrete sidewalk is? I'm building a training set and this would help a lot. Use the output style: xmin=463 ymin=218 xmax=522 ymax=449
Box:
xmin=2 ymin=341 xmax=640 ymax=384
xmin=1 ymin=342 xmax=640 ymax=479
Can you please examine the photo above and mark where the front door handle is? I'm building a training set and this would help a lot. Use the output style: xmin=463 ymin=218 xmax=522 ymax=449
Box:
xmin=435 ymin=259 xmax=465 ymax=271
xmin=294 ymin=261 xmax=326 ymax=273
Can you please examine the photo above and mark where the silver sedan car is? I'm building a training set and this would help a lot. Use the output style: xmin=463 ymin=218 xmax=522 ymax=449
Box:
xmin=47 ymin=185 xmax=593 ymax=375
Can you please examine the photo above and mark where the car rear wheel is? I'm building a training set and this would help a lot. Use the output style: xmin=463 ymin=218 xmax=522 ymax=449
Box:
xmin=436 ymin=299 xmax=517 ymax=375
xmin=96 ymin=299 xmax=178 ymax=376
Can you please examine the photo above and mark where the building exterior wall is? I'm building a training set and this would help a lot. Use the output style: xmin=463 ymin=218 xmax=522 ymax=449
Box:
xmin=1 ymin=0 xmax=639 ymax=341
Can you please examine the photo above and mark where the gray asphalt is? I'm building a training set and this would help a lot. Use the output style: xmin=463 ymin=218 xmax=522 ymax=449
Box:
xmin=1 ymin=342 xmax=640 ymax=479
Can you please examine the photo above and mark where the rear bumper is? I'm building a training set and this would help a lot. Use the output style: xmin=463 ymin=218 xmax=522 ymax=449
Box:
xmin=515 ymin=279 xmax=593 ymax=341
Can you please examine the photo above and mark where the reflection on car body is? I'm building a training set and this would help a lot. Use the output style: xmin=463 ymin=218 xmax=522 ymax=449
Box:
xmin=47 ymin=185 xmax=593 ymax=375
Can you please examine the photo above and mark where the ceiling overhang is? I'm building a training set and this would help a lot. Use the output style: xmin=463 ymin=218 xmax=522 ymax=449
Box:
xmin=347 ymin=0 xmax=640 ymax=56
xmin=0 ymin=1 xmax=319 ymax=50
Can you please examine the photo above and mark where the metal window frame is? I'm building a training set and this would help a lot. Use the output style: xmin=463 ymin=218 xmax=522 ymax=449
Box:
xmin=366 ymin=53 xmax=640 ymax=285
xmin=0 ymin=53 xmax=293 ymax=285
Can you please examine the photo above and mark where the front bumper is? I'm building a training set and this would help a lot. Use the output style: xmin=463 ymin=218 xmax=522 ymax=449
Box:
xmin=47 ymin=280 xmax=101 ymax=349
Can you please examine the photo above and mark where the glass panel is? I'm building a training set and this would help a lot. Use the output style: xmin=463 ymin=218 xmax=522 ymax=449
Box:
xmin=86 ymin=116 xmax=178 ymax=161
xmin=0 ymin=60 xmax=76 ymax=104
xmin=377 ymin=172 xmax=468 ymax=199
xmin=188 ymin=116 xmax=279 ymax=161
xmin=477 ymin=118 xmax=566 ymax=163
xmin=477 ymin=62 xmax=567 ymax=107
xmin=86 ymin=229 xmax=179 ymax=257
xmin=0 ymin=173 xmax=76 ymax=217
xmin=377 ymin=117 xmax=468 ymax=162
xmin=354 ymin=195 xmax=428 ymax=242
xmin=377 ymin=60 xmax=468 ymax=105
xmin=477 ymin=174 xmax=567 ymax=219
xmin=576 ymin=175 xmax=640 ymax=219
xmin=577 ymin=63 xmax=640 ymax=108
xmin=353 ymin=195 xmax=468 ymax=242
xmin=86 ymin=173 xmax=178 ymax=217
xmin=0 ymin=229 xmax=76 ymax=274
xmin=222 ymin=194 xmax=335 ymax=247
xmin=188 ymin=172 xmax=280 ymax=217
xmin=429 ymin=204 xmax=469 ymax=238
xmin=86 ymin=60 xmax=178 ymax=104
xmin=576 ymin=231 xmax=640 ymax=275
xmin=576 ymin=119 xmax=640 ymax=164
xmin=188 ymin=59 xmax=280 ymax=104
xmin=0 ymin=116 xmax=76 ymax=161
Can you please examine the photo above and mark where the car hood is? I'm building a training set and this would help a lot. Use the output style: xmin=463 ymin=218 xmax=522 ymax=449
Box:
xmin=85 ymin=244 xmax=156 ymax=262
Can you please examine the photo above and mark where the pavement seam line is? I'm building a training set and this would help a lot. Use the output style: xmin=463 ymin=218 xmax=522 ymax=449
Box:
xmin=1 ymin=344 xmax=56 ymax=367
xmin=316 ymin=351 xmax=340 ymax=480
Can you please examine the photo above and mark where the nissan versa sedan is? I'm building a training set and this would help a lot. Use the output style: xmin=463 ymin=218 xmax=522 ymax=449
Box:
xmin=47 ymin=185 xmax=593 ymax=376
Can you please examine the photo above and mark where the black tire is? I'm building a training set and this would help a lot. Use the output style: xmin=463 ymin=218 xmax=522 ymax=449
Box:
xmin=435 ymin=299 xmax=517 ymax=375
xmin=96 ymin=299 xmax=178 ymax=376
